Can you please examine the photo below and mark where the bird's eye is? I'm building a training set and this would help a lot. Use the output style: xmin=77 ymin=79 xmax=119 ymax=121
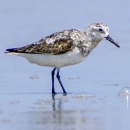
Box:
xmin=99 ymin=28 xmax=103 ymax=31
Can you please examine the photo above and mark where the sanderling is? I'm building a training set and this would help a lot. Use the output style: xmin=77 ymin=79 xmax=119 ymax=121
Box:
xmin=5 ymin=22 xmax=120 ymax=94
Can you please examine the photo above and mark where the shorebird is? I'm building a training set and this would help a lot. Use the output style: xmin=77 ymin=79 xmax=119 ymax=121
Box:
xmin=5 ymin=22 xmax=120 ymax=94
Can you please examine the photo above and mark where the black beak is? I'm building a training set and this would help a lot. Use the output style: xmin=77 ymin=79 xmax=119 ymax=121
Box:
xmin=105 ymin=35 xmax=120 ymax=48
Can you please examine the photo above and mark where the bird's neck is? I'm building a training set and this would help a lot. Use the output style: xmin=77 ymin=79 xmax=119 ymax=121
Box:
xmin=90 ymin=39 xmax=101 ymax=48
xmin=85 ymin=30 xmax=101 ymax=48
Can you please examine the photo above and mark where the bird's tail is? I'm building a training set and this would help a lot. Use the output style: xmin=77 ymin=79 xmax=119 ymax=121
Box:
xmin=5 ymin=43 xmax=36 ymax=54
xmin=5 ymin=48 xmax=19 ymax=54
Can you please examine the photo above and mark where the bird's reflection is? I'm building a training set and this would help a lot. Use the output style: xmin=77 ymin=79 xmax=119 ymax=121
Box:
xmin=52 ymin=94 xmax=67 ymax=110
xmin=27 ymin=93 xmax=68 ymax=128
xmin=51 ymin=94 xmax=67 ymax=124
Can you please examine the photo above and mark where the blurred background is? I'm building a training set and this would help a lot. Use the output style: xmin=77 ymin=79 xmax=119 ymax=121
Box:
xmin=1 ymin=0 xmax=130 ymax=82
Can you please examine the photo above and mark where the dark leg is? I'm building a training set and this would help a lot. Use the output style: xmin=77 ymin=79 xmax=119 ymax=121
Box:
xmin=52 ymin=67 xmax=56 ymax=94
xmin=56 ymin=69 xmax=67 ymax=94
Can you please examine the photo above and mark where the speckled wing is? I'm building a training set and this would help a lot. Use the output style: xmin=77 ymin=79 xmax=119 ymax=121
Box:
xmin=6 ymin=30 xmax=76 ymax=55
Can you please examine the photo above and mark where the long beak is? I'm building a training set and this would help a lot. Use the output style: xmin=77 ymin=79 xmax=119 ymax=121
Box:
xmin=105 ymin=35 xmax=120 ymax=48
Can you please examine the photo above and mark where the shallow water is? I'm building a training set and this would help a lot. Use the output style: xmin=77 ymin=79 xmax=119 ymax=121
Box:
xmin=1 ymin=0 xmax=130 ymax=130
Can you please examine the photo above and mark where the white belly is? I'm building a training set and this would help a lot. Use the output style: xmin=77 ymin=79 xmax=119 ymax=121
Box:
xmin=14 ymin=47 xmax=86 ymax=67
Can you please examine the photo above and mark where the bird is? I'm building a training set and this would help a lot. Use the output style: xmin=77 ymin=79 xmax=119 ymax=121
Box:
xmin=5 ymin=22 xmax=120 ymax=94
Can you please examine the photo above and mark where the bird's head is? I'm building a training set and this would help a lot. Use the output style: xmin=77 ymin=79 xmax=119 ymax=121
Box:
xmin=86 ymin=22 xmax=120 ymax=48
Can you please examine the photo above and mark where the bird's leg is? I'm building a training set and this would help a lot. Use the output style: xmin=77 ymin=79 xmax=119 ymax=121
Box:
xmin=52 ymin=67 xmax=56 ymax=94
xmin=56 ymin=69 xmax=67 ymax=94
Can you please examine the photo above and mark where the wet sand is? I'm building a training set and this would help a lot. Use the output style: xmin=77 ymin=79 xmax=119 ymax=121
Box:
xmin=0 ymin=77 xmax=130 ymax=130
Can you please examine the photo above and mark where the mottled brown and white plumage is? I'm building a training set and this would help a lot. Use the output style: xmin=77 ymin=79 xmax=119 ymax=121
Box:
xmin=5 ymin=22 xmax=120 ymax=94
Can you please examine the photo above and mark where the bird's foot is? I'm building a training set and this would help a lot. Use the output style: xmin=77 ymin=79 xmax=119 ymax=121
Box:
xmin=63 ymin=92 xmax=67 ymax=96
xmin=63 ymin=91 xmax=67 ymax=96
xmin=52 ymin=91 xmax=67 ymax=95
xmin=52 ymin=91 xmax=57 ymax=95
